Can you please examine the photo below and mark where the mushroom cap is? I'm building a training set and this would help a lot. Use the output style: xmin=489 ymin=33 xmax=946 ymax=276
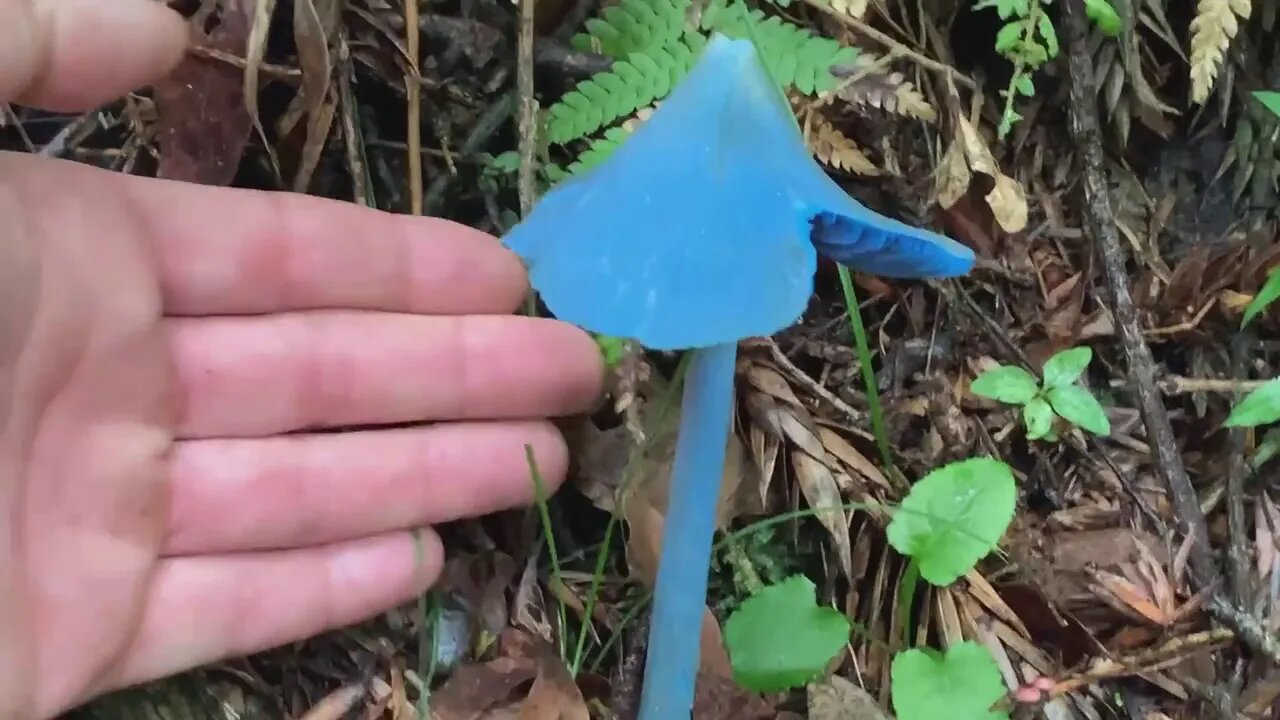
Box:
xmin=503 ymin=34 xmax=974 ymax=351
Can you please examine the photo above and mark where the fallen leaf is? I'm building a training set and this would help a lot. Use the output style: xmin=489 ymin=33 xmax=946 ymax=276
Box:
xmin=154 ymin=0 xmax=255 ymax=185
xmin=692 ymin=671 xmax=775 ymax=719
xmin=430 ymin=655 xmax=538 ymax=720
xmin=985 ymin=173 xmax=1028 ymax=233
xmin=518 ymin=643 xmax=590 ymax=720
xmin=792 ymin=450 xmax=854 ymax=579
xmin=808 ymin=674 xmax=890 ymax=720
xmin=935 ymin=136 xmax=971 ymax=209
xmin=299 ymin=684 xmax=365 ymax=720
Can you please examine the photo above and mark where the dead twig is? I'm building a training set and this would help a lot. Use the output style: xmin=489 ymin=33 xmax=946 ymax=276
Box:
xmin=516 ymin=0 xmax=537 ymax=219
xmin=1061 ymin=0 xmax=1280 ymax=666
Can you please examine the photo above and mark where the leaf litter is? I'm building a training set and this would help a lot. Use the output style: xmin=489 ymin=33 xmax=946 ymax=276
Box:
xmin=9 ymin=0 xmax=1280 ymax=718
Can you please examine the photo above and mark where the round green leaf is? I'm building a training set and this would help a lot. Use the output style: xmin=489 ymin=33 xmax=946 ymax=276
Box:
xmin=1041 ymin=346 xmax=1091 ymax=389
xmin=1224 ymin=378 xmax=1280 ymax=429
xmin=886 ymin=458 xmax=1017 ymax=586
xmin=1046 ymin=384 xmax=1110 ymax=436
xmin=970 ymin=366 xmax=1039 ymax=405
xmin=723 ymin=575 xmax=851 ymax=692
xmin=1023 ymin=396 xmax=1053 ymax=440
xmin=891 ymin=641 xmax=1009 ymax=720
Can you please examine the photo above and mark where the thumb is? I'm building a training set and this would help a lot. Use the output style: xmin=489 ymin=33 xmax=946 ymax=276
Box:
xmin=0 ymin=0 xmax=189 ymax=112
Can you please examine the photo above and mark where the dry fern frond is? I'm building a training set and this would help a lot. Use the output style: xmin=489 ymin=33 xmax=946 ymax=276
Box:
xmin=834 ymin=53 xmax=937 ymax=122
xmin=1189 ymin=0 xmax=1251 ymax=104
xmin=807 ymin=115 xmax=880 ymax=175
xmin=828 ymin=0 xmax=871 ymax=19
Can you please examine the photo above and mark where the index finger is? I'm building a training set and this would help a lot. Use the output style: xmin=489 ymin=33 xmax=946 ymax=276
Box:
xmin=118 ymin=164 xmax=532 ymax=317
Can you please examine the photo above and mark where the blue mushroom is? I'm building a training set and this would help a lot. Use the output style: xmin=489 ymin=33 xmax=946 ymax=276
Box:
xmin=502 ymin=32 xmax=974 ymax=719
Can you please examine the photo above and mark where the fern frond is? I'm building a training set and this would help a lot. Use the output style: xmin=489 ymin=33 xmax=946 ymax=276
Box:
xmin=544 ymin=33 xmax=707 ymax=145
xmin=701 ymin=0 xmax=858 ymax=95
xmin=835 ymin=54 xmax=936 ymax=121
xmin=1189 ymin=0 xmax=1251 ymax=104
xmin=570 ymin=0 xmax=693 ymax=59
xmin=807 ymin=115 xmax=880 ymax=175
xmin=566 ymin=126 xmax=633 ymax=176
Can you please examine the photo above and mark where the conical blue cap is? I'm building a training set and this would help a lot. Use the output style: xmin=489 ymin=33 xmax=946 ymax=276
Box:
xmin=503 ymin=34 xmax=974 ymax=351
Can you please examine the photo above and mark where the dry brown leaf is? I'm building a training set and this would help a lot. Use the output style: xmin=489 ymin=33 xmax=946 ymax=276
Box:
xmin=828 ymin=0 xmax=871 ymax=19
xmin=935 ymin=136 xmax=971 ymax=209
xmin=956 ymin=115 xmax=998 ymax=178
xmin=518 ymin=646 xmax=589 ymax=720
xmin=816 ymin=427 xmax=890 ymax=492
xmin=807 ymin=674 xmax=889 ymax=720
xmin=243 ymin=0 xmax=279 ymax=174
xmin=985 ymin=174 xmax=1029 ymax=234
xmin=691 ymin=671 xmax=775 ymax=719
xmin=154 ymin=0 xmax=255 ymax=185
xmin=299 ymin=685 xmax=366 ymax=720
xmin=1189 ymin=0 xmax=1251 ymax=104
xmin=808 ymin=114 xmax=880 ymax=176
xmin=430 ymin=655 xmax=539 ymax=720
xmin=793 ymin=450 xmax=854 ymax=579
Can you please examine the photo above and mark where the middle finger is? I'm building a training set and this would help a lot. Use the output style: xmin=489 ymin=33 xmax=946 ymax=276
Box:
xmin=169 ymin=311 xmax=602 ymax=438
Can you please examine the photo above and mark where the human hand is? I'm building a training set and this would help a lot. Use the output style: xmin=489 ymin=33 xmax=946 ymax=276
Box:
xmin=0 ymin=2 xmax=603 ymax=718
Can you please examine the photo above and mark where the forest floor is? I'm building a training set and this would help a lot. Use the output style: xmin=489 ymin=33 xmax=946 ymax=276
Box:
xmin=7 ymin=0 xmax=1280 ymax=718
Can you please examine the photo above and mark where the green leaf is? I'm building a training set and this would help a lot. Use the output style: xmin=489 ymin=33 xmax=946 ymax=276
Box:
xmin=885 ymin=458 xmax=1017 ymax=586
xmin=594 ymin=334 xmax=628 ymax=368
xmin=891 ymin=641 xmax=1010 ymax=720
xmin=1041 ymin=346 xmax=1092 ymax=389
xmin=974 ymin=0 xmax=1029 ymax=21
xmin=1023 ymin=396 xmax=1053 ymax=440
xmin=970 ymin=366 xmax=1039 ymax=405
xmin=1255 ymin=91 xmax=1280 ymax=119
xmin=1046 ymin=384 xmax=1110 ymax=435
xmin=1084 ymin=0 xmax=1122 ymax=35
xmin=1224 ymin=378 xmax=1280 ymax=428
xmin=1242 ymin=265 xmax=1280 ymax=329
xmin=994 ymin=23 xmax=1023 ymax=53
xmin=1036 ymin=13 xmax=1059 ymax=57
xmin=1014 ymin=74 xmax=1035 ymax=96
xmin=723 ymin=575 xmax=851 ymax=691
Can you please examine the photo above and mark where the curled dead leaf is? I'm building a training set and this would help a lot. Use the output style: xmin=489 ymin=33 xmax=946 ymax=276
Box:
xmin=792 ymin=450 xmax=854 ymax=579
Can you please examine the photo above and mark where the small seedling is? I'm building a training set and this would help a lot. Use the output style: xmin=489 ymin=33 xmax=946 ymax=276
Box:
xmin=970 ymin=346 xmax=1110 ymax=441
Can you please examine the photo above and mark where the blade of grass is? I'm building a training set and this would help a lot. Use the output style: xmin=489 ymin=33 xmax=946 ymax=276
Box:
xmin=837 ymin=265 xmax=899 ymax=486
xmin=526 ymin=445 xmax=569 ymax=660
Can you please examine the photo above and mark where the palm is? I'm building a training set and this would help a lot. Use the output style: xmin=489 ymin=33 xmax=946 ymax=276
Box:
xmin=0 ymin=152 xmax=602 ymax=718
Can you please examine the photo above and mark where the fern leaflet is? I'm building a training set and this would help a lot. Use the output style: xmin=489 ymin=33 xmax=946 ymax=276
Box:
xmin=544 ymin=32 xmax=707 ymax=145
xmin=571 ymin=0 xmax=693 ymax=58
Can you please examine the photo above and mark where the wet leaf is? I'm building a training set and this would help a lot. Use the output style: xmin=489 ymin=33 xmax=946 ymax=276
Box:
xmin=1041 ymin=346 xmax=1092 ymax=389
xmin=886 ymin=458 xmax=1017 ymax=586
xmin=970 ymin=366 xmax=1039 ymax=404
xmin=1046 ymin=385 xmax=1110 ymax=436
xmin=1224 ymin=378 xmax=1280 ymax=428
xmin=890 ymin=641 xmax=1009 ymax=720
xmin=724 ymin=575 xmax=851 ymax=692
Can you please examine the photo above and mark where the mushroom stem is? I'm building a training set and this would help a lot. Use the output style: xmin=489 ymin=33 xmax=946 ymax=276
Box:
xmin=638 ymin=341 xmax=738 ymax=719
